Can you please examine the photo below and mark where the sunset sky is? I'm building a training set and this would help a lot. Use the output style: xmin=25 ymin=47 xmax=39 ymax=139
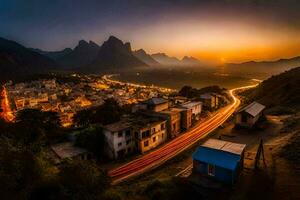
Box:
xmin=2 ymin=0 xmax=300 ymax=63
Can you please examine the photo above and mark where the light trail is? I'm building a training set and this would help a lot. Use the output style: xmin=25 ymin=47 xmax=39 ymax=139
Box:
xmin=0 ymin=86 xmax=14 ymax=122
xmin=108 ymin=83 xmax=258 ymax=184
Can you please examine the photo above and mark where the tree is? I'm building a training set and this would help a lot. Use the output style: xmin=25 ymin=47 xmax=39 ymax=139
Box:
xmin=0 ymin=137 xmax=43 ymax=199
xmin=75 ymin=125 xmax=106 ymax=160
xmin=58 ymin=160 xmax=110 ymax=200
xmin=73 ymin=98 xmax=123 ymax=127
xmin=13 ymin=109 xmax=63 ymax=145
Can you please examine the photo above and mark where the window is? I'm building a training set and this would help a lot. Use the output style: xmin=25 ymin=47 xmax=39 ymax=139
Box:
xmin=161 ymin=123 xmax=165 ymax=130
xmin=208 ymin=164 xmax=215 ymax=176
xmin=172 ymin=123 xmax=176 ymax=131
xmin=142 ymin=130 xmax=150 ymax=138
xmin=118 ymin=131 xmax=123 ymax=138
xmin=152 ymin=128 xmax=156 ymax=134
xmin=162 ymin=133 xmax=164 ymax=138
xmin=153 ymin=136 xmax=156 ymax=142
xmin=125 ymin=130 xmax=131 ymax=137
xmin=126 ymin=139 xmax=131 ymax=145
xmin=118 ymin=142 xmax=122 ymax=147
xmin=134 ymin=131 xmax=139 ymax=139
xmin=144 ymin=140 xmax=149 ymax=147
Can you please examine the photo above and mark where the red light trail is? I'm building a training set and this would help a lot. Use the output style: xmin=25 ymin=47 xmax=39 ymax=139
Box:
xmin=108 ymin=84 xmax=257 ymax=184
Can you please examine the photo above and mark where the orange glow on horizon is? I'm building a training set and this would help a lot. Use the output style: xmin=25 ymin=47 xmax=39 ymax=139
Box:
xmin=130 ymin=16 xmax=300 ymax=63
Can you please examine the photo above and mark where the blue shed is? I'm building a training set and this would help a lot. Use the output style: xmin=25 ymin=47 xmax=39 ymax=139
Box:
xmin=192 ymin=139 xmax=246 ymax=185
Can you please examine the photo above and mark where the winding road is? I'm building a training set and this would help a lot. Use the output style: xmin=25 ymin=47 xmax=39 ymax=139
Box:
xmin=108 ymin=84 xmax=258 ymax=184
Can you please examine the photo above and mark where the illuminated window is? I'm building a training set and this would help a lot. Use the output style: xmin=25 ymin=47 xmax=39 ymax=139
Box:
xmin=144 ymin=140 xmax=149 ymax=147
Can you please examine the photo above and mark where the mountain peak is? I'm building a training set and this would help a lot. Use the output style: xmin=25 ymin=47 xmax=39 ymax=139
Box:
xmin=107 ymin=35 xmax=122 ymax=43
xmin=78 ymin=40 xmax=88 ymax=46
xmin=135 ymin=49 xmax=146 ymax=54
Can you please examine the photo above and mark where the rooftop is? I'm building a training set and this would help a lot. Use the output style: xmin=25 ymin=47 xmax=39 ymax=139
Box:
xmin=143 ymin=97 xmax=168 ymax=105
xmin=238 ymin=101 xmax=265 ymax=117
xmin=104 ymin=120 xmax=131 ymax=132
xmin=200 ymin=93 xmax=213 ymax=99
xmin=131 ymin=115 xmax=166 ymax=129
xmin=159 ymin=108 xmax=181 ymax=115
xmin=51 ymin=142 xmax=87 ymax=159
xmin=201 ymin=139 xmax=246 ymax=155
xmin=181 ymin=101 xmax=202 ymax=108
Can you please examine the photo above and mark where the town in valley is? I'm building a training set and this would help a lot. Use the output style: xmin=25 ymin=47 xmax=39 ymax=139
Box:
xmin=1 ymin=1 xmax=300 ymax=200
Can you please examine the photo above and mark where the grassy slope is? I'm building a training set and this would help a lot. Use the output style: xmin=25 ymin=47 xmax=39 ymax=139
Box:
xmin=244 ymin=66 xmax=300 ymax=111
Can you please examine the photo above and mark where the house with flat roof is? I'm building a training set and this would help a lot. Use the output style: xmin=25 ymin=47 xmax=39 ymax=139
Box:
xmin=171 ymin=107 xmax=192 ymax=130
xmin=103 ymin=120 xmax=135 ymax=159
xmin=192 ymin=139 xmax=246 ymax=185
xmin=132 ymin=116 xmax=167 ymax=154
xmin=50 ymin=142 xmax=91 ymax=164
xmin=132 ymin=97 xmax=169 ymax=113
xmin=181 ymin=101 xmax=202 ymax=121
xmin=235 ymin=101 xmax=265 ymax=128
xmin=200 ymin=93 xmax=219 ymax=110
xmin=158 ymin=108 xmax=182 ymax=138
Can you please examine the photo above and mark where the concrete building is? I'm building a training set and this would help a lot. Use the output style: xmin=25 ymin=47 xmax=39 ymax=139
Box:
xmin=172 ymin=107 xmax=192 ymax=130
xmin=132 ymin=117 xmax=167 ymax=154
xmin=235 ymin=101 xmax=265 ymax=128
xmin=193 ymin=139 xmax=246 ymax=185
xmin=200 ymin=93 xmax=219 ymax=110
xmin=181 ymin=101 xmax=202 ymax=121
xmin=133 ymin=97 xmax=169 ymax=112
xmin=158 ymin=108 xmax=182 ymax=138
xmin=103 ymin=120 xmax=135 ymax=159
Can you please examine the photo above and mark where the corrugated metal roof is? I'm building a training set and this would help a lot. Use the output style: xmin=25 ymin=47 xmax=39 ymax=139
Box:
xmin=238 ymin=101 xmax=265 ymax=117
xmin=192 ymin=146 xmax=241 ymax=170
xmin=201 ymin=139 xmax=246 ymax=155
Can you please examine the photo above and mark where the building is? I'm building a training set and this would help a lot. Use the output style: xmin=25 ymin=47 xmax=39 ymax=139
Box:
xmin=200 ymin=93 xmax=218 ymax=110
xmin=192 ymin=139 xmax=246 ymax=185
xmin=133 ymin=97 xmax=169 ymax=112
xmin=158 ymin=108 xmax=182 ymax=138
xmin=50 ymin=142 xmax=91 ymax=164
xmin=181 ymin=101 xmax=202 ymax=121
xmin=103 ymin=120 xmax=135 ymax=159
xmin=235 ymin=101 xmax=265 ymax=128
xmin=132 ymin=117 xmax=167 ymax=154
xmin=172 ymin=107 xmax=192 ymax=130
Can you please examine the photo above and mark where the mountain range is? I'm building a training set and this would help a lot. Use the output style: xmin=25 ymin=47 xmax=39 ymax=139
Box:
xmin=224 ymin=56 xmax=300 ymax=77
xmin=151 ymin=53 xmax=201 ymax=66
xmin=0 ymin=37 xmax=58 ymax=80
xmin=2 ymin=35 xmax=300 ymax=81
xmin=0 ymin=35 xmax=205 ymax=80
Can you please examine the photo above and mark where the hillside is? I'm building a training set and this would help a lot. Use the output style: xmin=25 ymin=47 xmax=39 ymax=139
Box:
xmin=29 ymin=47 xmax=72 ymax=60
xmin=224 ymin=56 xmax=300 ymax=78
xmin=0 ymin=37 xmax=58 ymax=80
xmin=151 ymin=53 xmax=181 ymax=66
xmin=133 ymin=49 xmax=160 ymax=66
xmin=245 ymin=66 xmax=300 ymax=110
xmin=57 ymin=40 xmax=100 ymax=69
xmin=88 ymin=36 xmax=147 ymax=71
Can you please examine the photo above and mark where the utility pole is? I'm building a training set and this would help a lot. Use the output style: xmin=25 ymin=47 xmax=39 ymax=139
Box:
xmin=255 ymin=139 xmax=266 ymax=169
